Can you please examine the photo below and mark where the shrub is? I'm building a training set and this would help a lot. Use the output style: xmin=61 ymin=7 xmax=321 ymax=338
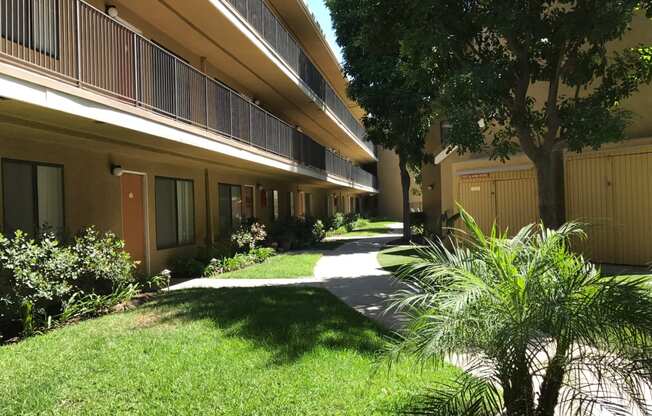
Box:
xmin=69 ymin=227 xmax=136 ymax=295
xmin=0 ymin=227 xmax=138 ymax=341
xmin=269 ymin=217 xmax=324 ymax=250
xmin=344 ymin=213 xmax=361 ymax=231
xmin=169 ymin=256 xmax=205 ymax=279
xmin=250 ymin=247 xmax=276 ymax=261
xmin=312 ymin=220 xmax=326 ymax=243
xmin=60 ymin=283 xmax=139 ymax=322
xmin=138 ymin=270 xmax=171 ymax=292
xmin=0 ymin=231 xmax=75 ymax=336
xmin=327 ymin=212 xmax=346 ymax=230
xmin=203 ymin=247 xmax=276 ymax=277
xmin=409 ymin=211 xmax=426 ymax=227
xmin=392 ymin=209 xmax=652 ymax=415
xmin=196 ymin=240 xmax=235 ymax=265
xmin=231 ymin=222 xmax=267 ymax=252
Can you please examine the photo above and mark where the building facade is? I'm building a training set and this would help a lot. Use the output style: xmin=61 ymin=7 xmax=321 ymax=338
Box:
xmin=0 ymin=0 xmax=377 ymax=273
xmin=422 ymin=13 xmax=652 ymax=266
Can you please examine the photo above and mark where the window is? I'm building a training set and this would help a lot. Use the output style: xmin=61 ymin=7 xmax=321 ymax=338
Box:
xmin=155 ymin=177 xmax=195 ymax=249
xmin=243 ymin=186 xmax=254 ymax=219
xmin=289 ymin=191 xmax=295 ymax=217
xmin=440 ymin=121 xmax=453 ymax=144
xmin=272 ymin=190 xmax=279 ymax=220
xmin=2 ymin=159 xmax=64 ymax=237
xmin=304 ymin=193 xmax=312 ymax=217
xmin=218 ymin=183 xmax=242 ymax=234
xmin=1 ymin=0 xmax=60 ymax=57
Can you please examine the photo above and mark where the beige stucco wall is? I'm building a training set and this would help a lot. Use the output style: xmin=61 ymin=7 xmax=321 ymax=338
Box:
xmin=0 ymin=129 xmax=340 ymax=274
xmin=376 ymin=147 xmax=422 ymax=221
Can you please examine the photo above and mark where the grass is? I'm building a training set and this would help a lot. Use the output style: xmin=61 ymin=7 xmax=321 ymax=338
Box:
xmin=215 ymin=240 xmax=343 ymax=279
xmin=218 ymin=252 xmax=322 ymax=279
xmin=378 ymin=245 xmax=422 ymax=273
xmin=0 ymin=287 xmax=459 ymax=415
xmin=327 ymin=219 xmax=400 ymax=238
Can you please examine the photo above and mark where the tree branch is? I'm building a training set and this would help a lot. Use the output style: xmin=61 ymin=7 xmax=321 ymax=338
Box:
xmin=544 ymin=41 xmax=567 ymax=151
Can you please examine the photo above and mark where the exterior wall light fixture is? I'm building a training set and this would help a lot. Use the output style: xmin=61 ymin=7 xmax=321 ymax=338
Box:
xmin=111 ymin=164 xmax=124 ymax=177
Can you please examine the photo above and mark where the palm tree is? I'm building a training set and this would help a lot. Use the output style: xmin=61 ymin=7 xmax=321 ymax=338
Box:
xmin=391 ymin=209 xmax=652 ymax=416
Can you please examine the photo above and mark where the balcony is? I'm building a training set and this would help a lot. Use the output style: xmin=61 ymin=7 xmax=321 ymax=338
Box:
xmin=223 ymin=0 xmax=374 ymax=155
xmin=0 ymin=0 xmax=376 ymax=190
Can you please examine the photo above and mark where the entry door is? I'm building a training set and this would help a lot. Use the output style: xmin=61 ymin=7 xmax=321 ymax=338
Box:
xmin=121 ymin=174 xmax=146 ymax=269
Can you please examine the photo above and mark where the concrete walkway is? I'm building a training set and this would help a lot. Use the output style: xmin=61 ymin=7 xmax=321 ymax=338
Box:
xmin=315 ymin=234 xmax=413 ymax=331
xmin=168 ymin=228 xmax=413 ymax=331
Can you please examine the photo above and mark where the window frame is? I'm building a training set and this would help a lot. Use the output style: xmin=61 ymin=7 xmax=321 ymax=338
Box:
xmin=1 ymin=158 xmax=65 ymax=237
xmin=155 ymin=176 xmax=195 ymax=250
xmin=218 ymin=183 xmax=244 ymax=235
xmin=0 ymin=0 xmax=61 ymax=58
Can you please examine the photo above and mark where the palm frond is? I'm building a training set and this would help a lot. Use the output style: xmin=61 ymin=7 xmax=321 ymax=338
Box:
xmin=400 ymin=371 xmax=505 ymax=416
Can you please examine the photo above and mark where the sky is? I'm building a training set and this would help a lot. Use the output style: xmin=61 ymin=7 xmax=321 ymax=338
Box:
xmin=305 ymin=0 xmax=344 ymax=63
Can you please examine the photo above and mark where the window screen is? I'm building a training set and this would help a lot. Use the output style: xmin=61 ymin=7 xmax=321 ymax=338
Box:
xmin=155 ymin=177 xmax=194 ymax=249
xmin=2 ymin=159 xmax=63 ymax=237
xmin=289 ymin=191 xmax=294 ymax=217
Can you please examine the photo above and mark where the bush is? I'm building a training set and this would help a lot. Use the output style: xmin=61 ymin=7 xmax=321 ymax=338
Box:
xmin=231 ymin=222 xmax=267 ymax=252
xmin=69 ymin=227 xmax=136 ymax=295
xmin=269 ymin=217 xmax=323 ymax=250
xmin=203 ymin=247 xmax=276 ymax=277
xmin=312 ymin=220 xmax=326 ymax=243
xmin=0 ymin=227 xmax=138 ymax=341
xmin=344 ymin=213 xmax=361 ymax=231
xmin=409 ymin=211 xmax=426 ymax=227
xmin=196 ymin=240 xmax=235 ymax=265
xmin=0 ymin=231 xmax=75 ymax=336
xmin=327 ymin=212 xmax=346 ymax=230
xmin=169 ymin=256 xmax=205 ymax=279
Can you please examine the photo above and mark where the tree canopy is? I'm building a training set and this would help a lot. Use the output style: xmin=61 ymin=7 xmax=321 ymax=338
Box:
xmin=327 ymin=0 xmax=434 ymax=239
xmin=393 ymin=0 xmax=652 ymax=226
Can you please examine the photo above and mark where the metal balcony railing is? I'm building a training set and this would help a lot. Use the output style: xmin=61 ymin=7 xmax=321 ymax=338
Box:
xmin=224 ymin=0 xmax=375 ymax=155
xmin=0 ymin=0 xmax=376 ymax=188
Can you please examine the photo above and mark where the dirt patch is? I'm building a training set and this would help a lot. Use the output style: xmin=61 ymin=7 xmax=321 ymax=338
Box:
xmin=111 ymin=293 xmax=157 ymax=313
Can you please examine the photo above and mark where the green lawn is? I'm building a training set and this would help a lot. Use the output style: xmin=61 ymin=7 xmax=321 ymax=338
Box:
xmin=0 ymin=287 xmax=459 ymax=415
xmin=378 ymin=245 xmax=422 ymax=273
xmin=327 ymin=220 xmax=400 ymax=238
xmin=218 ymin=252 xmax=322 ymax=279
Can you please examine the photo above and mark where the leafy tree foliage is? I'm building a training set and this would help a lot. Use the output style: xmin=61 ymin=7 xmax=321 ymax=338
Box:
xmin=396 ymin=0 xmax=652 ymax=227
xmin=325 ymin=0 xmax=434 ymax=240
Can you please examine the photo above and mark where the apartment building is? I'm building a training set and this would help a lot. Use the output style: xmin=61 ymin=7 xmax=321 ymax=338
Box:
xmin=0 ymin=0 xmax=378 ymax=273
xmin=422 ymin=12 xmax=652 ymax=266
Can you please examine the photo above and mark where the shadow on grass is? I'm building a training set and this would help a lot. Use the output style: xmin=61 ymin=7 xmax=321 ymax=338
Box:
xmin=352 ymin=227 xmax=395 ymax=234
xmin=148 ymin=287 xmax=392 ymax=366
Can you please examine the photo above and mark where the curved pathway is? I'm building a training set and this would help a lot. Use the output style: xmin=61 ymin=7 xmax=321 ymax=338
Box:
xmin=315 ymin=234 xmax=413 ymax=331
xmin=169 ymin=230 xmax=413 ymax=331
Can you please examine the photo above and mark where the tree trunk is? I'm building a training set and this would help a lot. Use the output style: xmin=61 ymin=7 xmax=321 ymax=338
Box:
xmin=533 ymin=149 xmax=565 ymax=229
xmin=535 ymin=340 xmax=570 ymax=416
xmin=503 ymin=357 xmax=536 ymax=416
xmin=398 ymin=156 xmax=412 ymax=242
